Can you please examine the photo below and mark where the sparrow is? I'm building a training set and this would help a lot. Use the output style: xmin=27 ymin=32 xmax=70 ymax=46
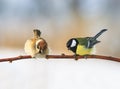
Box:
xmin=66 ymin=29 xmax=107 ymax=59
xmin=24 ymin=29 xmax=49 ymax=58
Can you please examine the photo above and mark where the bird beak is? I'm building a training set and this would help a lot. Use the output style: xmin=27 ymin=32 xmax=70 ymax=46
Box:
xmin=39 ymin=49 xmax=44 ymax=54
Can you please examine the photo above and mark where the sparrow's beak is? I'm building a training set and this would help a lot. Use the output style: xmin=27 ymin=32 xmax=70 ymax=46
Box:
xmin=39 ymin=48 xmax=44 ymax=54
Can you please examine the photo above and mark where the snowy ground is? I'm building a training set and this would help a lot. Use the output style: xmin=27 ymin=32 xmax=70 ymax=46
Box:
xmin=0 ymin=48 xmax=120 ymax=89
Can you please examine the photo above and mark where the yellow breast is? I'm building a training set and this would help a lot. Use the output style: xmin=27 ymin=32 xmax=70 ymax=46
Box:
xmin=76 ymin=45 xmax=93 ymax=55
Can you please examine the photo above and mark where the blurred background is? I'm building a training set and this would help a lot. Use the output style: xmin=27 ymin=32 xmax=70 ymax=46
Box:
xmin=0 ymin=1 xmax=120 ymax=89
xmin=0 ymin=0 xmax=119 ymax=57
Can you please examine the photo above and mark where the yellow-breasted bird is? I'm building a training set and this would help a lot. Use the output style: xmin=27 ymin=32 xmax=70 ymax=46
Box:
xmin=66 ymin=29 xmax=107 ymax=58
xmin=24 ymin=29 xmax=49 ymax=58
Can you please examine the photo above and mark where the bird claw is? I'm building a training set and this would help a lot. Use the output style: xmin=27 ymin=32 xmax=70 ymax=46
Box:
xmin=74 ymin=54 xmax=79 ymax=60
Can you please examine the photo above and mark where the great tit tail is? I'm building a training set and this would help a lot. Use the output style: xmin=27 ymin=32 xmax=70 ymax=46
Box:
xmin=87 ymin=29 xmax=107 ymax=48
xmin=92 ymin=29 xmax=107 ymax=40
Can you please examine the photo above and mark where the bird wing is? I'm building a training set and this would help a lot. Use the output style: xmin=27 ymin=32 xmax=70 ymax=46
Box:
xmin=24 ymin=39 xmax=35 ymax=54
xmin=86 ymin=37 xmax=100 ymax=48
xmin=76 ymin=37 xmax=99 ymax=48
xmin=76 ymin=37 xmax=89 ymax=46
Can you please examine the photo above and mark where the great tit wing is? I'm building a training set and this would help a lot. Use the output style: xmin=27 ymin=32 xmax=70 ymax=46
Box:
xmin=76 ymin=37 xmax=89 ymax=46
xmin=87 ymin=37 xmax=100 ymax=48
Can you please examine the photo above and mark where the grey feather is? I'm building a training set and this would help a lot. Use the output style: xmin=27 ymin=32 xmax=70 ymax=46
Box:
xmin=86 ymin=29 xmax=107 ymax=48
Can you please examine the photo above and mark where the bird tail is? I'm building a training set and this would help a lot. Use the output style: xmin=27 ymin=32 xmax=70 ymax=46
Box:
xmin=92 ymin=29 xmax=107 ymax=41
xmin=87 ymin=29 xmax=107 ymax=48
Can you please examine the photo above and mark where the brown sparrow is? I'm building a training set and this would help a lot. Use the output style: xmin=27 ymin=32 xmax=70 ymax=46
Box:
xmin=24 ymin=29 xmax=49 ymax=58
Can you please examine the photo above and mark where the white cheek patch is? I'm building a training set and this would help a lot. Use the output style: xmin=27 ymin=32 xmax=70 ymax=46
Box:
xmin=71 ymin=40 xmax=77 ymax=47
xmin=36 ymin=39 xmax=43 ymax=46
xmin=36 ymin=39 xmax=43 ymax=50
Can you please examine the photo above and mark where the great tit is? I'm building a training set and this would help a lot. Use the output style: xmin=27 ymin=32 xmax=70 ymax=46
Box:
xmin=24 ymin=29 xmax=49 ymax=58
xmin=66 ymin=29 xmax=107 ymax=58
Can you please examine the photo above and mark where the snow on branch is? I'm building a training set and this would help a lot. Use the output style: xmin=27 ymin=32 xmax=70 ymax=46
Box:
xmin=0 ymin=54 xmax=120 ymax=63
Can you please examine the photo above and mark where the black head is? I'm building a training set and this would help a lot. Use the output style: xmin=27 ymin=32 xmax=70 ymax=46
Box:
xmin=66 ymin=38 xmax=79 ymax=53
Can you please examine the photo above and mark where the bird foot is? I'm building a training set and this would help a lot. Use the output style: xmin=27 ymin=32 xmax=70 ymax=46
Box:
xmin=74 ymin=54 xmax=79 ymax=60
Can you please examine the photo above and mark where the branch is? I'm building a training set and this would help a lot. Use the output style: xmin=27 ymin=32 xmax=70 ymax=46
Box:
xmin=0 ymin=54 xmax=119 ymax=63
xmin=0 ymin=55 xmax=32 ymax=63
xmin=46 ymin=54 xmax=120 ymax=62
